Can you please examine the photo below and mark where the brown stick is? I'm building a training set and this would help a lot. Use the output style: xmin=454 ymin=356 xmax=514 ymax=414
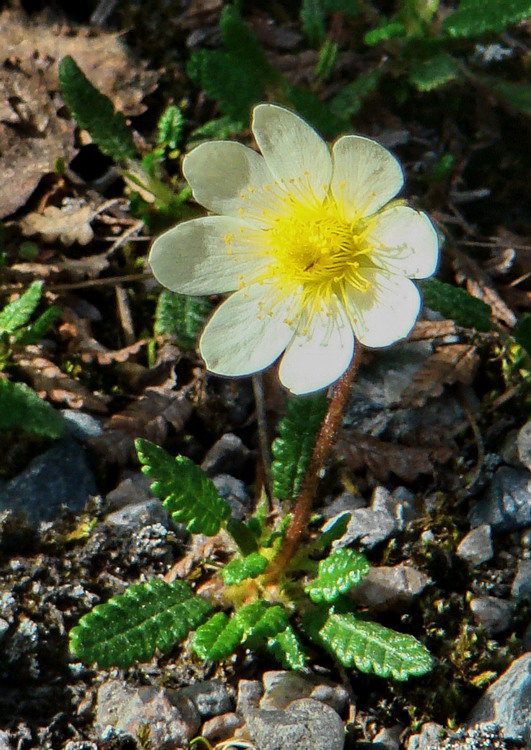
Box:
xmin=266 ymin=345 xmax=363 ymax=578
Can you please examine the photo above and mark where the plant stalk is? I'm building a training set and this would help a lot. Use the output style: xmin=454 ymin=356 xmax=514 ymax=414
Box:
xmin=267 ymin=345 xmax=363 ymax=578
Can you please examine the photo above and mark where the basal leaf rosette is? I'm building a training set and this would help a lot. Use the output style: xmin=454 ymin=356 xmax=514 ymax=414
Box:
xmin=149 ymin=104 xmax=439 ymax=395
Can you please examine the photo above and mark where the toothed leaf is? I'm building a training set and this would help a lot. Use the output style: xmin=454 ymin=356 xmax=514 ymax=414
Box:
xmin=443 ymin=0 xmax=531 ymax=38
xmin=0 ymin=281 xmax=43 ymax=333
xmin=58 ymin=56 xmax=137 ymax=162
xmin=408 ymin=53 xmax=460 ymax=92
xmin=267 ymin=625 xmax=307 ymax=670
xmin=154 ymin=289 xmax=212 ymax=349
xmin=222 ymin=553 xmax=268 ymax=585
xmin=0 ymin=380 xmax=64 ymax=438
xmin=135 ymin=439 xmax=230 ymax=536
xmin=306 ymin=548 xmax=370 ymax=603
xmin=318 ymin=612 xmax=433 ymax=680
xmin=271 ymin=392 xmax=328 ymax=501
xmin=419 ymin=278 xmax=492 ymax=331
xmin=69 ymin=579 xmax=212 ymax=668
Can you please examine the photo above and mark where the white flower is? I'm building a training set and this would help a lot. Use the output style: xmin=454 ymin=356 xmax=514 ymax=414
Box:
xmin=149 ymin=104 xmax=439 ymax=395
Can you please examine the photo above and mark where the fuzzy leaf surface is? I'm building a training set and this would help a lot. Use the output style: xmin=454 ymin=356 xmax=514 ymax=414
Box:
xmin=192 ymin=603 xmax=288 ymax=661
xmin=306 ymin=548 xmax=370 ymax=603
xmin=222 ymin=553 xmax=268 ymax=585
xmin=443 ymin=0 xmax=531 ymax=37
xmin=58 ymin=55 xmax=137 ymax=161
xmin=135 ymin=439 xmax=230 ymax=536
xmin=419 ymin=279 xmax=492 ymax=331
xmin=271 ymin=392 xmax=328 ymax=501
xmin=408 ymin=53 xmax=460 ymax=92
xmin=69 ymin=579 xmax=212 ymax=668
xmin=0 ymin=280 xmax=42 ymax=333
xmin=330 ymin=71 xmax=382 ymax=118
xmin=267 ymin=625 xmax=307 ymax=670
xmin=15 ymin=306 xmax=62 ymax=345
xmin=154 ymin=290 xmax=212 ymax=350
xmin=0 ymin=380 xmax=64 ymax=438
xmin=157 ymin=105 xmax=184 ymax=149
xmin=319 ymin=612 xmax=433 ymax=680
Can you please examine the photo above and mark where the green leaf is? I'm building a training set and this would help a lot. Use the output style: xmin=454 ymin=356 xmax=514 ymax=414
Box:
xmin=192 ymin=612 xmax=233 ymax=660
xmin=187 ymin=49 xmax=265 ymax=122
xmin=187 ymin=6 xmax=276 ymax=123
xmin=245 ymin=604 xmax=289 ymax=644
xmin=329 ymin=71 xmax=382 ymax=118
xmin=419 ymin=278 xmax=492 ymax=331
xmin=271 ymin=392 xmax=328 ymax=501
xmin=408 ymin=53 xmax=460 ymax=92
xmin=69 ymin=579 xmax=212 ymax=668
xmin=318 ymin=612 xmax=433 ymax=680
xmin=315 ymin=39 xmax=339 ymax=81
xmin=154 ymin=289 xmax=212 ymax=350
xmin=221 ymin=553 xmax=268 ymax=585
xmin=0 ymin=281 xmax=43 ymax=333
xmin=443 ymin=0 xmax=531 ymax=37
xmin=513 ymin=313 xmax=531 ymax=358
xmin=193 ymin=603 xmax=289 ymax=661
xmin=477 ymin=75 xmax=531 ymax=116
xmin=364 ymin=21 xmax=406 ymax=46
xmin=301 ymin=0 xmax=326 ymax=45
xmin=157 ymin=105 xmax=185 ymax=149
xmin=135 ymin=439 xmax=231 ymax=536
xmin=267 ymin=625 xmax=307 ymax=670
xmin=0 ymin=380 xmax=64 ymax=438
xmin=306 ymin=548 xmax=370 ymax=603
xmin=319 ymin=512 xmax=352 ymax=549
xmin=188 ymin=116 xmax=245 ymax=144
xmin=15 ymin=306 xmax=62 ymax=345
xmin=58 ymin=55 xmax=137 ymax=162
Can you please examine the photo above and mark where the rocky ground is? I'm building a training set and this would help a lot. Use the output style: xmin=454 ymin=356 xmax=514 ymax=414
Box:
xmin=0 ymin=0 xmax=530 ymax=749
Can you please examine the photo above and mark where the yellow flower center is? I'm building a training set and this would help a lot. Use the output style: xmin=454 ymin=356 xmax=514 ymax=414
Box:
xmin=265 ymin=199 xmax=372 ymax=296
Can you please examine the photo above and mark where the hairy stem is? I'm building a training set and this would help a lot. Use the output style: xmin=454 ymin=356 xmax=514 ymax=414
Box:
xmin=267 ymin=346 xmax=363 ymax=578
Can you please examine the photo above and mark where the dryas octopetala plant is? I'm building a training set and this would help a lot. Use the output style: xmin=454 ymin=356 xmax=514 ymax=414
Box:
xmin=69 ymin=392 xmax=432 ymax=681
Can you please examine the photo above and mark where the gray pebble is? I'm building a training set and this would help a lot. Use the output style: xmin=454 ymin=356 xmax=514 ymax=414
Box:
xmin=236 ymin=680 xmax=263 ymax=718
xmin=511 ymin=559 xmax=531 ymax=602
xmin=245 ymin=698 xmax=344 ymax=750
xmin=105 ymin=474 xmax=153 ymax=511
xmin=178 ymin=679 xmax=232 ymax=718
xmin=212 ymin=474 xmax=252 ymax=519
xmin=469 ymin=467 xmax=531 ymax=532
xmin=0 ymin=730 xmax=12 ymax=750
xmin=351 ymin=564 xmax=430 ymax=611
xmin=456 ymin=525 xmax=494 ymax=566
xmin=0 ymin=440 xmax=98 ymax=524
xmin=341 ymin=486 xmax=417 ymax=548
xmin=95 ymin=679 xmax=200 ymax=750
xmin=466 ymin=653 xmax=531 ymax=747
xmin=406 ymin=722 xmax=446 ymax=750
xmin=517 ymin=421 xmax=531 ymax=471
xmin=61 ymin=410 xmax=103 ymax=441
xmin=201 ymin=433 xmax=250 ymax=476
xmin=470 ymin=596 xmax=514 ymax=634
xmin=372 ymin=725 xmax=402 ymax=750
xmin=201 ymin=712 xmax=243 ymax=742
xmin=104 ymin=499 xmax=170 ymax=530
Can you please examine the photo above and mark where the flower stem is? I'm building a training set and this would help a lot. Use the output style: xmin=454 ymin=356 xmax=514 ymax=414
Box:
xmin=267 ymin=345 xmax=363 ymax=578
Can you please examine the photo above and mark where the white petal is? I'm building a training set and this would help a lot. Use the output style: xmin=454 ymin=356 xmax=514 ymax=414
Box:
xmin=331 ymin=136 xmax=403 ymax=220
xmin=252 ymin=104 xmax=332 ymax=202
xmin=183 ymin=141 xmax=273 ymax=225
xmin=365 ymin=206 xmax=439 ymax=279
xmin=149 ymin=217 xmax=265 ymax=294
xmin=345 ymin=270 xmax=420 ymax=348
xmin=279 ymin=300 xmax=354 ymax=395
xmin=200 ymin=285 xmax=295 ymax=377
